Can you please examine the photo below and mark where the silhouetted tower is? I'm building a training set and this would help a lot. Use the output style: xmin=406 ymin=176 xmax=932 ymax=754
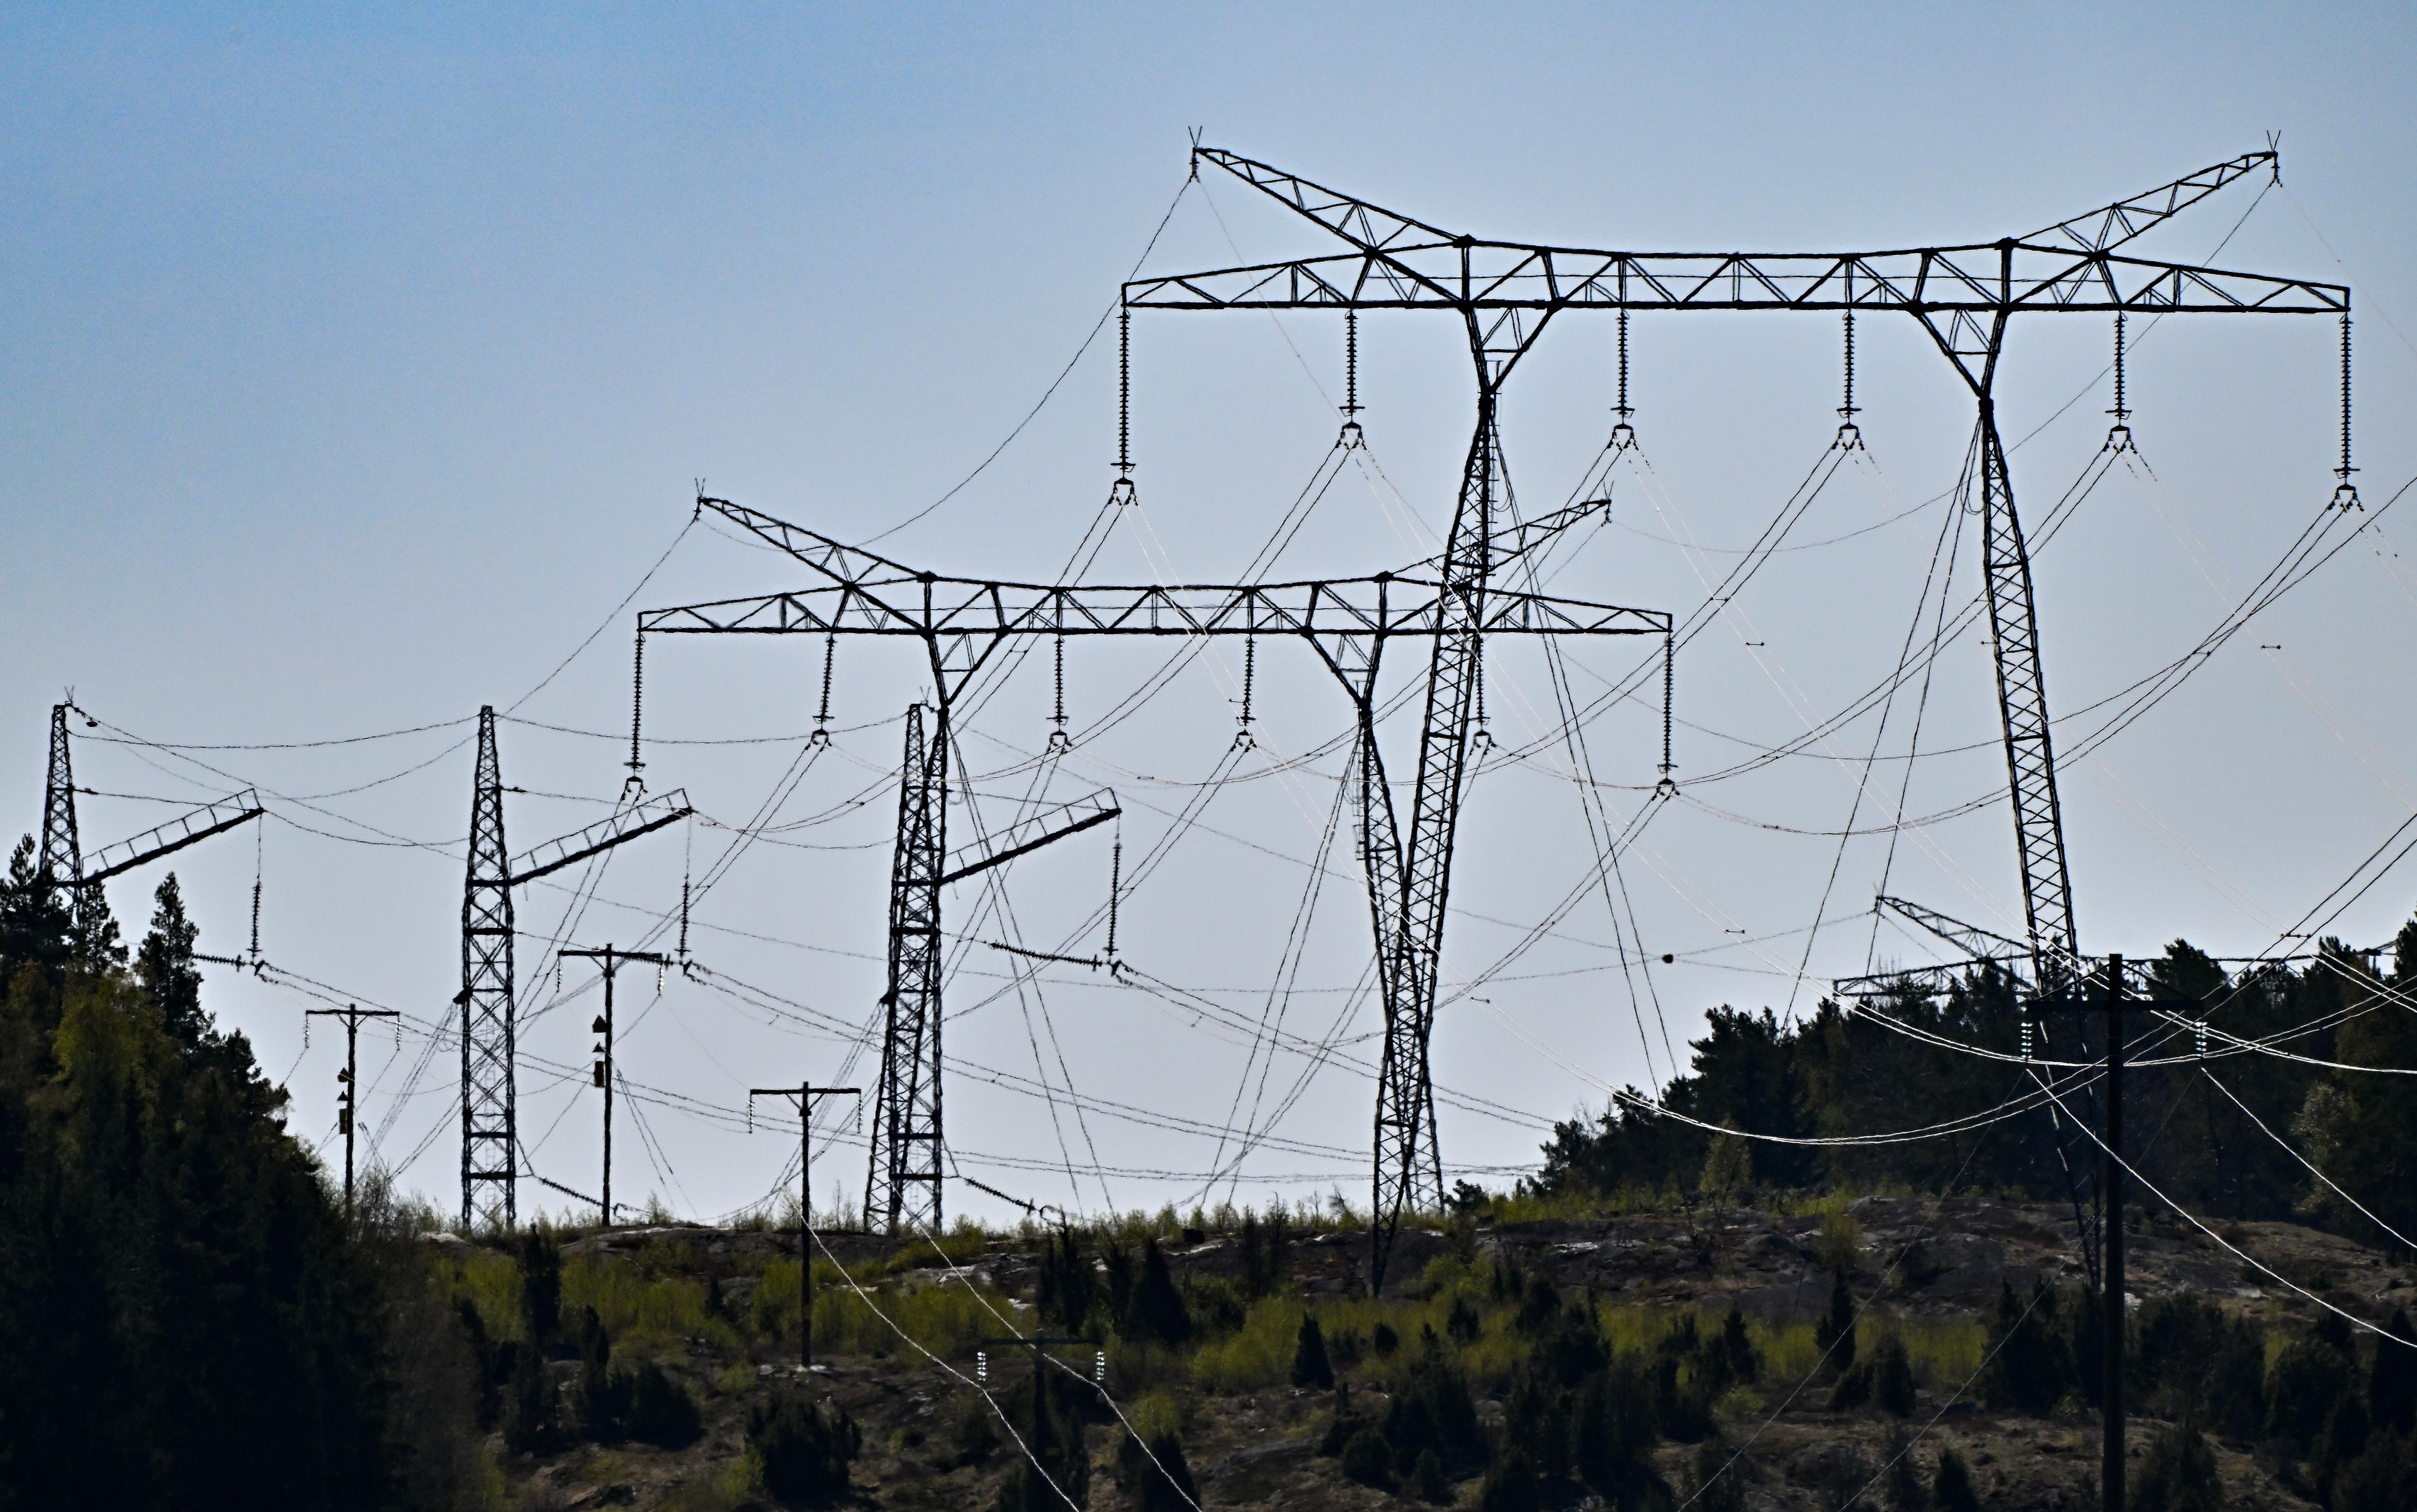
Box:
xmin=867 ymin=703 xmax=949 ymax=1234
xmin=459 ymin=706 xmax=516 ymax=1229
xmin=39 ymin=704 xmax=79 ymax=895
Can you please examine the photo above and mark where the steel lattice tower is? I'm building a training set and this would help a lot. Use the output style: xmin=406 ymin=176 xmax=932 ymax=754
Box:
xmin=459 ymin=706 xmax=517 ymax=1230
xmin=866 ymin=702 xmax=949 ymax=1233
xmin=38 ymin=704 xmax=80 ymax=895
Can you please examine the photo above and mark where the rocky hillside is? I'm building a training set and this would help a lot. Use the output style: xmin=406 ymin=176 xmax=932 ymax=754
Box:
xmin=448 ymin=1195 xmax=2417 ymax=1511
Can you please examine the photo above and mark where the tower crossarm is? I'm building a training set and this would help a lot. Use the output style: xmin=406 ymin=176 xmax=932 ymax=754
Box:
xmin=938 ymin=791 xmax=1119 ymax=886
xmin=80 ymin=790 xmax=264 ymax=885
xmin=1876 ymin=893 xmax=2030 ymax=963
xmin=508 ymin=789 xmax=692 ymax=886
xmin=1125 ymin=243 xmax=2345 ymax=317
xmin=640 ymin=575 xmax=1667 ymax=641
xmin=2024 ymin=149 xmax=2276 ymax=254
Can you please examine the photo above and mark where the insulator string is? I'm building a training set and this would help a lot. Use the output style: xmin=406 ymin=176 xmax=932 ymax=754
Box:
xmin=626 ymin=632 xmax=646 ymax=779
xmin=1105 ymin=833 xmax=1122 ymax=961
xmin=813 ymin=633 xmax=835 ymax=746
xmin=1615 ymin=308 xmax=1631 ymax=420
xmin=1117 ymin=308 xmax=1132 ymax=477
xmin=1659 ymin=632 xmax=1676 ymax=779
xmin=1840 ymin=310 xmax=1857 ymax=421
xmin=2334 ymin=313 xmax=2360 ymax=510
xmin=1236 ymin=632 xmax=1257 ymax=746
xmin=1344 ymin=311 xmax=1360 ymax=417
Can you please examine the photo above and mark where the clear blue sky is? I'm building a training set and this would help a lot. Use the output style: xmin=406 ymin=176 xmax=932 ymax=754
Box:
xmin=6 ymin=4 xmax=2414 ymax=1227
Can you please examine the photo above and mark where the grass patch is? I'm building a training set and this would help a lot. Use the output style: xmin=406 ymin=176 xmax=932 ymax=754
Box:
xmin=1191 ymin=1297 xmax=1304 ymax=1394
xmin=450 ymin=1248 xmax=524 ymax=1342
xmin=565 ymin=1253 xmax=742 ymax=1360
xmin=659 ymin=1456 xmax=762 ymax=1512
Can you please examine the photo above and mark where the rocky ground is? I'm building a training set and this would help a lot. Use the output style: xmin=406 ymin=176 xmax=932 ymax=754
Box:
xmin=476 ymin=1196 xmax=2417 ymax=1510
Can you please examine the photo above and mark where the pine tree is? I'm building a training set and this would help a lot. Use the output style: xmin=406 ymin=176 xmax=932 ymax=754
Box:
xmin=1815 ymin=1267 xmax=1858 ymax=1375
xmin=1290 ymin=1312 xmax=1334 ymax=1389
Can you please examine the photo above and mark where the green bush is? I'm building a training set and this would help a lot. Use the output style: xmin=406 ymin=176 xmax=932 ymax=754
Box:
xmin=1340 ymin=1426 xmax=1394 ymax=1487
xmin=624 ymin=1360 xmax=702 ymax=1448
xmin=747 ymin=1389 xmax=860 ymax=1505
xmin=2132 ymin=1416 xmax=2220 ymax=1512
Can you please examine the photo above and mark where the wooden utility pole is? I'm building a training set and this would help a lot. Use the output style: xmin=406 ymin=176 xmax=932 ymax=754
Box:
xmin=560 ymin=945 xmax=672 ymax=1228
xmin=305 ymin=1003 xmax=400 ymax=1213
xmin=748 ymin=1081 xmax=861 ymax=1367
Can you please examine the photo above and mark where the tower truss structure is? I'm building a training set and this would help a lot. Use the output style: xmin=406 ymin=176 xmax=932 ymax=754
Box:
xmin=457 ymin=706 xmax=689 ymax=1230
xmin=643 ymin=494 xmax=1668 ymax=1273
xmin=1125 ymin=145 xmax=2348 ymax=1110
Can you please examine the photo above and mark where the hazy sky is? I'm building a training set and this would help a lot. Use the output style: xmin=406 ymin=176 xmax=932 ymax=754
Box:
xmin=7 ymin=4 xmax=2416 ymax=1229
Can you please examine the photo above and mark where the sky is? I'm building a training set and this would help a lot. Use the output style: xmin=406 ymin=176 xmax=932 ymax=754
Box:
xmin=6 ymin=3 xmax=2416 ymax=1231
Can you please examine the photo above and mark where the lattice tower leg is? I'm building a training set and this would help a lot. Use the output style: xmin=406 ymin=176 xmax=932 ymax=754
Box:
xmin=1975 ymin=404 xmax=2080 ymax=985
xmin=866 ymin=702 xmax=949 ymax=1234
xmin=1368 ymin=395 xmax=1503 ymax=1292
xmin=40 ymin=703 xmax=80 ymax=896
xmin=460 ymin=706 xmax=517 ymax=1231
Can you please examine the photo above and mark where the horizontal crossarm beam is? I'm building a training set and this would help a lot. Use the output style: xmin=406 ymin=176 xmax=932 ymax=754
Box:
xmin=1127 ymin=244 xmax=2345 ymax=317
xmin=939 ymin=791 xmax=1120 ymax=886
xmin=642 ymin=578 xmax=1667 ymax=640
xmin=81 ymin=791 xmax=264 ymax=884
xmin=510 ymin=789 xmax=691 ymax=886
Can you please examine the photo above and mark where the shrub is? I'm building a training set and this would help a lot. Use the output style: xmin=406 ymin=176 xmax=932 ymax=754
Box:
xmin=1930 ymin=1446 xmax=1979 ymax=1512
xmin=1871 ymin=1334 xmax=1917 ymax=1416
xmin=1124 ymin=1238 xmax=1192 ymax=1348
xmin=521 ymin=1231 xmax=563 ymax=1348
xmin=2333 ymin=1428 xmax=2417 ymax=1512
xmin=1981 ymin=1282 xmax=2070 ymax=1414
xmin=1117 ymin=1426 xmax=1201 ymax=1512
xmin=1291 ymin=1313 xmax=1335 ymax=1390
xmin=1686 ymin=1440 xmax=1745 ymax=1512
xmin=1412 ymin=1447 xmax=1451 ymax=1503
xmin=624 ymin=1360 xmax=702 ymax=1448
xmin=502 ymin=1345 xmax=562 ymax=1453
xmin=2266 ymin=1333 xmax=2353 ymax=1452
xmin=2132 ymin=1415 xmax=2219 ymax=1512
xmin=747 ymin=1389 xmax=860 ymax=1504
xmin=1815 ymin=1269 xmax=1857 ymax=1376
xmin=1479 ymin=1447 xmax=1541 ymax=1512
xmin=1341 ymin=1426 xmax=1394 ymax=1487
xmin=2372 ymin=1310 xmax=2417 ymax=1435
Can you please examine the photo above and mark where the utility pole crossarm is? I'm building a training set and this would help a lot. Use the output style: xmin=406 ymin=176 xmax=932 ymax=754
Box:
xmin=509 ymin=789 xmax=692 ymax=886
xmin=79 ymin=790 xmax=265 ymax=884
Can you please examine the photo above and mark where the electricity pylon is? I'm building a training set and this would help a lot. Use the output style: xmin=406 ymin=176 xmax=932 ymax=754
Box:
xmin=1129 ymin=145 xmax=2348 ymax=1042
xmin=456 ymin=706 xmax=690 ymax=1231
xmin=38 ymin=701 xmax=264 ymax=924
xmin=641 ymin=493 xmax=1667 ymax=1280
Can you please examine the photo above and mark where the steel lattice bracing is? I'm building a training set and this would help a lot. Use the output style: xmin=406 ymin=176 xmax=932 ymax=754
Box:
xmin=1974 ymin=410 xmax=2079 ymax=983
xmin=1132 ymin=147 xmax=2348 ymax=1231
xmin=460 ymin=706 xmax=517 ymax=1230
xmin=645 ymin=497 xmax=1665 ymax=1254
xmin=1371 ymin=397 xmax=1511 ymax=1243
xmin=39 ymin=704 xmax=79 ymax=894
xmin=866 ymin=703 xmax=949 ymax=1233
